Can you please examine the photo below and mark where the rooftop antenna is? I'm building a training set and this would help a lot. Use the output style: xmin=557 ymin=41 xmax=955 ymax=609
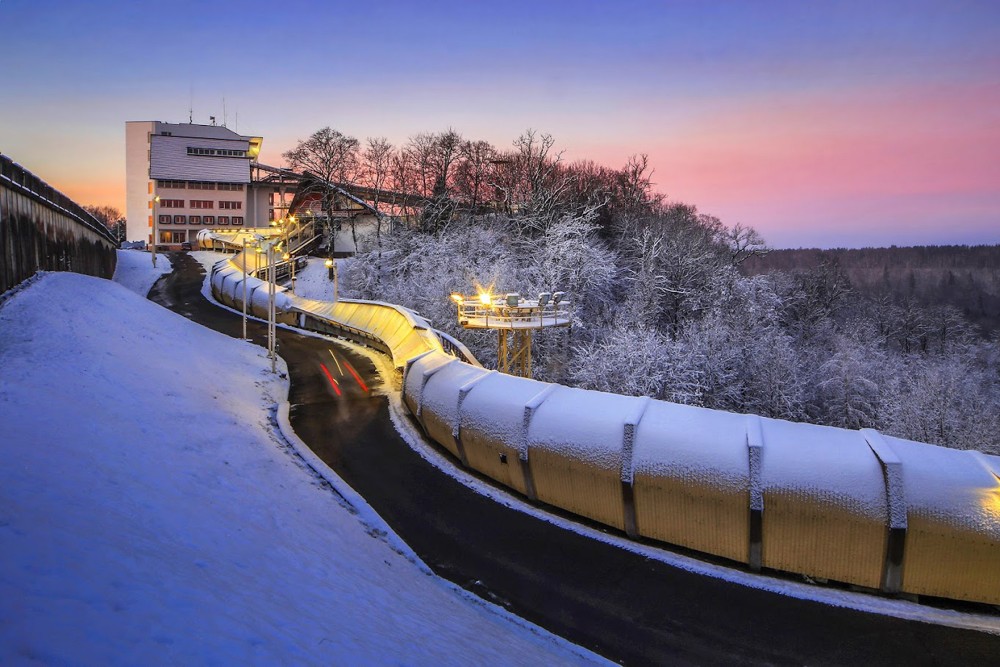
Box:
xmin=188 ymin=85 xmax=193 ymax=124
xmin=222 ymin=98 xmax=227 ymax=128
xmin=210 ymin=116 xmax=216 ymax=126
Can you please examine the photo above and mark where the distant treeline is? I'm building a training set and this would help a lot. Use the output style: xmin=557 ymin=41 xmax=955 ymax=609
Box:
xmin=741 ymin=245 xmax=1000 ymax=336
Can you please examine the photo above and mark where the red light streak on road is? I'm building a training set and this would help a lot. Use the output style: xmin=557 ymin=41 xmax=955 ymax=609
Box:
xmin=319 ymin=363 xmax=342 ymax=396
xmin=342 ymin=359 xmax=369 ymax=393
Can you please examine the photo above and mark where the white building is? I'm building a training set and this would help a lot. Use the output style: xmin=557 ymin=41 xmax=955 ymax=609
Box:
xmin=125 ymin=121 xmax=264 ymax=247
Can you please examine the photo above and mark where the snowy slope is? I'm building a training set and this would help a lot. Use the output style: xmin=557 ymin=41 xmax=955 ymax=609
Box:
xmin=284 ymin=257 xmax=340 ymax=301
xmin=111 ymin=248 xmax=173 ymax=296
xmin=0 ymin=270 xmax=603 ymax=666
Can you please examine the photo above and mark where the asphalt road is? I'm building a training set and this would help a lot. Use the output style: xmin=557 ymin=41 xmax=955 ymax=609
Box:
xmin=151 ymin=252 xmax=1000 ymax=666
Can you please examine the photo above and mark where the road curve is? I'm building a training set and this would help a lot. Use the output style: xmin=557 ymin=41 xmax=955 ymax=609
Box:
xmin=150 ymin=252 xmax=1000 ymax=666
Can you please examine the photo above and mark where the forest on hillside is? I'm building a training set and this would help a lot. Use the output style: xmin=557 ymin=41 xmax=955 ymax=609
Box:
xmin=284 ymin=127 xmax=1000 ymax=455
xmin=742 ymin=246 xmax=1000 ymax=337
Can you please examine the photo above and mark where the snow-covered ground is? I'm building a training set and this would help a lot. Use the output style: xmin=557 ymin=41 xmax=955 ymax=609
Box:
xmin=112 ymin=248 xmax=173 ymax=296
xmin=0 ymin=259 xmax=604 ymax=665
xmin=283 ymin=257 xmax=342 ymax=301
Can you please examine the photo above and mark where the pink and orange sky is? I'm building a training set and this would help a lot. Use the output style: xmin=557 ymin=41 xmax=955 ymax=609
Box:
xmin=1 ymin=0 xmax=997 ymax=248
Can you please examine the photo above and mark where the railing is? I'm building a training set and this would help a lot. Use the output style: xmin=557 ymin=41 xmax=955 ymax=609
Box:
xmin=456 ymin=299 xmax=572 ymax=329
xmin=434 ymin=328 xmax=482 ymax=366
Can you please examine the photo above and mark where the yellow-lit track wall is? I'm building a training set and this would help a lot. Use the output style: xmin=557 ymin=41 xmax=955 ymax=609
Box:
xmin=211 ymin=255 xmax=1000 ymax=608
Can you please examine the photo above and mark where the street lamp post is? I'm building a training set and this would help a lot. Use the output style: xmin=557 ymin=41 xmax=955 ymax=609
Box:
xmin=325 ymin=257 xmax=338 ymax=302
xmin=242 ymin=239 xmax=249 ymax=340
xmin=286 ymin=215 xmax=297 ymax=292
xmin=151 ymin=195 xmax=160 ymax=268
xmin=282 ymin=251 xmax=293 ymax=293
xmin=268 ymin=244 xmax=276 ymax=373
xmin=255 ymin=241 xmax=277 ymax=373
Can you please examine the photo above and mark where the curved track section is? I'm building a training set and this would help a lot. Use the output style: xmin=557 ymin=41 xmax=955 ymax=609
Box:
xmin=151 ymin=250 xmax=1000 ymax=664
xmin=210 ymin=251 xmax=1000 ymax=608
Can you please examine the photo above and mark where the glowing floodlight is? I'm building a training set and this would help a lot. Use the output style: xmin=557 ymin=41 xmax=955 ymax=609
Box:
xmin=479 ymin=292 xmax=492 ymax=306
xmin=450 ymin=292 xmax=464 ymax=304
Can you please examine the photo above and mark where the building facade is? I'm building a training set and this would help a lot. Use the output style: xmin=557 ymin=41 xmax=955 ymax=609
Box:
xmin=125 ymin=121 xmax=264 ymax=247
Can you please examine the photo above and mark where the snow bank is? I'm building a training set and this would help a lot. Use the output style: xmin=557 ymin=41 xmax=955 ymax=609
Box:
xmin=458 ymin=370 xmax=551 ymax=451
xmin=759 ymin=418 xmax=886 ymax=520
xmin=112 ymin=249 xmax=172 ymax=296
xmin=0 ymin=273 xmax=603 ymax=666
xmin=887 ymin=435 xmax=1000 ymax=533
xmin=633 ymin=401 xmax=750 ymax=490
xmin=420 ymin=358 xmax=491 ymax=426
xmin=528 ymin=386 xmax=639 ymax=471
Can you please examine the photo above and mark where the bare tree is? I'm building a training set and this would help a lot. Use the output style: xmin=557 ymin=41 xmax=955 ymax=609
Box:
xmin=403 ymin=132 xmax=438 ymax=199
xmin=84 ymin=205 xmax=126 ymax=244
xmin=361 ymin=137 xmax=395 ymax=274
xmin=726 ymin=222 xmax=769 ymax=265
xmin=453 ymin=139 xmax=495 ymax=213
xmin=283 ymin=127 xmax=359 ymax=255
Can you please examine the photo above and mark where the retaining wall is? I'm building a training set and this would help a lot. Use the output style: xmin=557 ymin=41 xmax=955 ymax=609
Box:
xmin=1 ymin=154 xmax=117 ymax=293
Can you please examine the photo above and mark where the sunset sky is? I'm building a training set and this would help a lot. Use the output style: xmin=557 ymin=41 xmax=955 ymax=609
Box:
xmin=1 ymin=0 xmax=997 ymax=248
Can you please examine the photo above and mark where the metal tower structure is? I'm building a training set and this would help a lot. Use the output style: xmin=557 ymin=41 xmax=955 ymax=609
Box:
xmin=450 ymin=290 xmax=571 ymax=378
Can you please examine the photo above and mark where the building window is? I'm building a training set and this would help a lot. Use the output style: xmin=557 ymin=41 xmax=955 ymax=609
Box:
xmin=203 ymin=215 xmax=215 ymax=225
xmin=189 ymin=215 xmax=201 ymax=225
xmin=219 ymin=201 xmax=241 ymax=210
xmin=159 ymin=230 xmax=187 ymax=243
xmin=158 ymin=214 xmax=171 ymax=224
xmin=159 ymin=180 xmax=186 ymax=189
xmin=218 ymin=216 xmax=230 ymax=225
xmin=218 ymin=182 xmax=245 ymax=191
xmin=186 ymin=147 xmax=246 ymax=157
xmin=159 ymin=199 xmax=184 ymax=208
xmin=190 ymin=200 xmax=214 ymax=209
xmin=189 ymin=181 xmax=216 ymax=190
xmin=232 ymin=216 xmax=244 ymax=226
xmin=173 ymin=215 xmax=186 ymax=224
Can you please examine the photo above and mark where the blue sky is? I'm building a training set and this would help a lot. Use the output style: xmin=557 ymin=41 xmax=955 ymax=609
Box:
xmin=2 ymin=0 xmax=998 ymax=247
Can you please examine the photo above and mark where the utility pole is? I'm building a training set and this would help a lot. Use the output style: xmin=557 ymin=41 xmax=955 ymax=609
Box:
xmin=241 ymin=239 xmax=248 ymax=340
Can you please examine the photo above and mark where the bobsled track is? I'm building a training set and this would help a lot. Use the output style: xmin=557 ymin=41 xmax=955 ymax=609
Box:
xmin=206 ymin=244 xmax=1000 ymax=610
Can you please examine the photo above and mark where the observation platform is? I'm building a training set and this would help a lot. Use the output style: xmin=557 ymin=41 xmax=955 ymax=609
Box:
xmin=451 ymin=291 xmax=572 ymax=378
xmin=455 ymin=293 xmax=572 ymax=330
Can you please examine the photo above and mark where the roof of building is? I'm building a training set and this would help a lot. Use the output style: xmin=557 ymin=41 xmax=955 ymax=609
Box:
xmin=154 ymin=121 xmax=252 ymax=142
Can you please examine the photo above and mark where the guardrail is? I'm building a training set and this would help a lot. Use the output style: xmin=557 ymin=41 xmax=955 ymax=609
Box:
xmin=209 ymin=249 xmax=1000 ymax=609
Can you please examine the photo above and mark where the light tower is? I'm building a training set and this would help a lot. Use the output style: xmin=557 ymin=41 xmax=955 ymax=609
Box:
xmin=450 ymin=288 xmax=571 ymax=378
